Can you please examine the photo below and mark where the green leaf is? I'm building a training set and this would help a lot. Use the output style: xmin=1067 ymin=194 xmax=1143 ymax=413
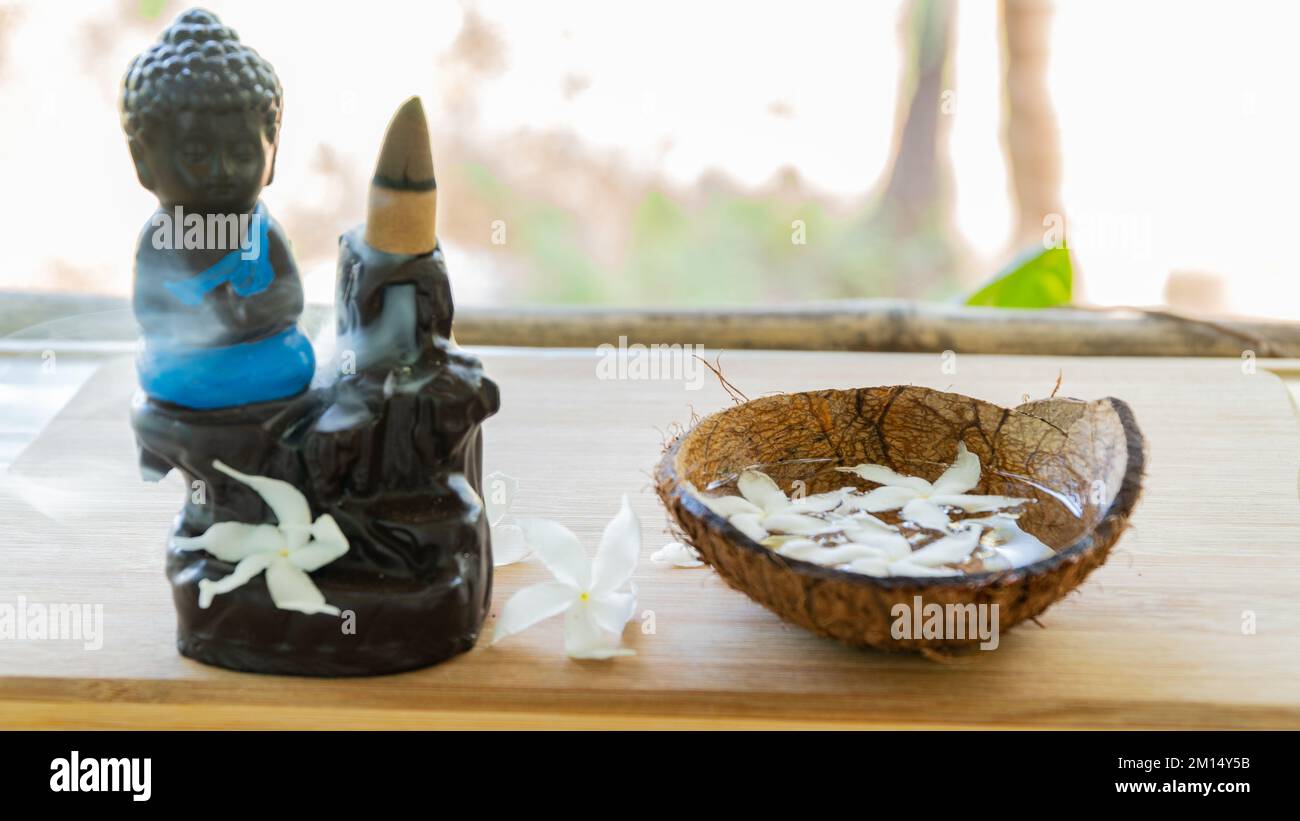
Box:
xmin=965 ymin=245 xmax=1072 ymax=308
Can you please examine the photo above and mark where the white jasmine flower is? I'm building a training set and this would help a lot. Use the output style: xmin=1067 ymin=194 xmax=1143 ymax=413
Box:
xmin=491 ymin=496 xmax=640 ymax=659
xmin=695 ymin=470 xmax=845 ymax=542
xmin=837 ymin=443 xmax=1029 ymax=531
xmin=651 ymin=541 xmax=704 ymax=568
xmin=173 ymin=461 xmax=349 ymax=616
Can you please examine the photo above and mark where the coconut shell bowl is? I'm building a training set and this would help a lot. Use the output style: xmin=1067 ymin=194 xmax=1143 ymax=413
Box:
xmin=655 ymin=386 xmax=1146 ymax=654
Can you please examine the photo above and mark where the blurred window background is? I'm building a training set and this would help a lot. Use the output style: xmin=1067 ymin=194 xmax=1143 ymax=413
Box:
xmin=0 ymin=0 xmax=1295 ymax=318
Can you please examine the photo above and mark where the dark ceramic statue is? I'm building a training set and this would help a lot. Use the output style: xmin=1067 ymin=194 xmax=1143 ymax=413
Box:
xmin=121 ymin=8 xmax=499 ymax=676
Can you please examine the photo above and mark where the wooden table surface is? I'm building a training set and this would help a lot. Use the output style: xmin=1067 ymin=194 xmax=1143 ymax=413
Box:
xmin=1 ymin=347 xmax=1298 ymax=729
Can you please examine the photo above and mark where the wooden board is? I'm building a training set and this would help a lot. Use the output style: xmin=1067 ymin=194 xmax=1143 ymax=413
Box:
xmin=1 ymin=349 xmax=1298 ymax=729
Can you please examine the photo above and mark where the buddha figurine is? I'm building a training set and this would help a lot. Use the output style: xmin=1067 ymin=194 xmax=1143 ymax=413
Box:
xmin=122 ymin=9 xmax=499 ymax=676
xmin=121 ymin=8 xmax=313 ymax=410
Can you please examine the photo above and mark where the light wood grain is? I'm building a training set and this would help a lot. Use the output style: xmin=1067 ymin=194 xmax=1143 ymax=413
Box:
xmin=1 ymin=349 xmax=1298 ymax=729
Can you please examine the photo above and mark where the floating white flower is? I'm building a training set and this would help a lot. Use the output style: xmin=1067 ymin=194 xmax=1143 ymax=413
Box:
xmin=960 ymin=514 xmax=1055 ymax=571
xmin=173 ymin=460 xmax=349 ymax=616
xmin=651 ymin=541 xmax=704 ymax=568
xmin=837 ymin=443 xmax=1029 ymax=531
xmin=491 ymin=496 xmax=640 ymax=659
xmin=696 ymin=470 xmax=845 ymax=542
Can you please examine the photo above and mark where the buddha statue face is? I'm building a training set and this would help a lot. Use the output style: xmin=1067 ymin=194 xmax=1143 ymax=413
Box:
xmin=121 ymin=8 xmax=283 ymax=216
xmin=129 ymin=108 xmax=275 ymax=215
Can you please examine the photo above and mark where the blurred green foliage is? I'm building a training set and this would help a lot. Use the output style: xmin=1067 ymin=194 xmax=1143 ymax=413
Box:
xmin=464 ymin=163 xmax=965 ymax=306
xmin=137 ymin=0 xmax=168 ymax=21
xmin=965 ymin=245 xmax=1072 ymax=308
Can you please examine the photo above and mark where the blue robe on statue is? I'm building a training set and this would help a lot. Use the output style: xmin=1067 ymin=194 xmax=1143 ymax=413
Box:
xmin=135 ymin=203 xmax=315 ymax=410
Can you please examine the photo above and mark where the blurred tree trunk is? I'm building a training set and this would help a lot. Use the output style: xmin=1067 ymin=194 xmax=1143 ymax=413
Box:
xmin=1001 ymin=0 xmax=1064 ymax=250
xmin=879 ymin=0 xmax=956 ymax=234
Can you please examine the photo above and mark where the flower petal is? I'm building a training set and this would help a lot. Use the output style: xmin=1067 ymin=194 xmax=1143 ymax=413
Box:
xmin=980 ymin=554 xmax=1014 ymax=572
xmin=888 ymin=560 xmax=961 ymax=577
xmin=490 ymin=581 xmax=575 ymax=645
xmin=287 ymin=543 xmax=347 ymax=573
xmin=650 ymin=541 xmax=704 ymax=568
xmin=851 ymin=485 xmax=921 ymax=512
xmin=842 ymin=512 xmax=897 ymax=532
xmin=836 ymin=464 xmax=932 ymax=493
xmin=591 ymin=495 xmax=641 ymax=596
xmin=289 ymin=540 xmax=349 ymax=574
xmin=931 ymin=493 xmax=1031 ymax=513
xmin=518 ymin=518 xmax=590 ymax=590
xmin=967 ymin=516 xmax=1055 ymax=568
xmin=846 ymin=530 xmax=913 ymax=559
xmin=761 ymin=511 xmax=831 ymax=536
xmin=997 ymin=533 xmax=1055 ymax=568
xmin=213 ymin=460 xmax=312 ymax=531
xmin=786 ymin=488 xmax=846 ymax=514
xmin=771 ymin=537 xmax=816 ymax=553
xmin=698 ymin=493 xmax=763 ymax=518
xmin=845 ymin=557 xmax=891 ymax=576
xmin=564 ymin=602 xmax=634 ymax=659
xmin=589 ymin=589 xmax=637 ymax=634
xmin=286 ymin=515 xmax=350 ymax=572
xmin=901 ymin=498 xmax=953 ymax=531
xmin=778 ymin=541 xmax=890 ymax=565
xmin=196 ymin=552 xmax=272 ymax=608
xmin=737 ymin=470 xmax=789 ymax=513
xmin=931 ymin=442 xmax=980 ymax=496
xmin=174 ymin=522 xmax=284 ymax=562
xmin=906 ymin=527 xmax=981 ymax=566
xmin=491 ymin=523 xmax=532 ymax=567
xmin=265 ymin=557 xmax=340 ymax=616
xmin=728 ymin=513 xmax=768 ymax=542
xmin=310 ymin=513 xmax=349 ymax=550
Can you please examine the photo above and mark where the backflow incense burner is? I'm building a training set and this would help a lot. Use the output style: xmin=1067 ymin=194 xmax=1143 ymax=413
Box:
xmin=121 ymin=9 xmax=498 ymax=675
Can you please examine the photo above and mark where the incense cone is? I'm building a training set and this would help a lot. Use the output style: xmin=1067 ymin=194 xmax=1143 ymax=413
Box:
xmin=364 ymin=96 xmax=438 ymax=255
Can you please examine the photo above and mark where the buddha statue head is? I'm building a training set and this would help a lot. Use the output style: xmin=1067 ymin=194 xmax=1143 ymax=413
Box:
xmin=120 ymin=8 xmax=283 ymax=216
